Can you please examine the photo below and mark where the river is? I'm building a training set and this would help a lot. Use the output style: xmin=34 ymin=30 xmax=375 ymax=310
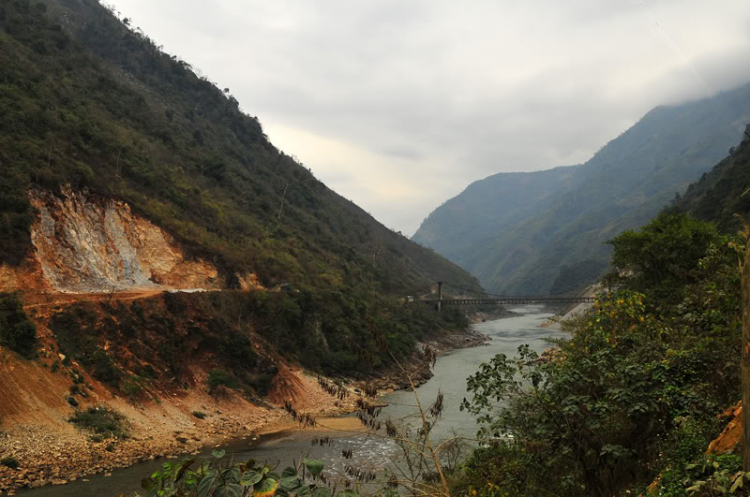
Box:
xmin=18 ymin=306 xmax=566 ymax=496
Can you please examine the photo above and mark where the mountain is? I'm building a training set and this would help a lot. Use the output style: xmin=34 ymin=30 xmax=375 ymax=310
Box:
xmin=0 ymin=0 xmax=479 ymax=296
xmin=0 ymin=0 xmax=488 ymax=396
xmin=673 ymin=125 xmax=750 ymax=230
xmin=412 ymin=84 xmax=750 ymax=295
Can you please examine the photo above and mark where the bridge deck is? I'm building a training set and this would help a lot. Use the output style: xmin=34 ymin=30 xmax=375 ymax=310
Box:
xmin=416 ymin=297 xmax=595 ymax=305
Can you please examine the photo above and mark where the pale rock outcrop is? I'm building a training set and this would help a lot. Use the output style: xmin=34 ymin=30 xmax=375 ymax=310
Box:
xmin=1 ymin=188 xmax=223 ymax=293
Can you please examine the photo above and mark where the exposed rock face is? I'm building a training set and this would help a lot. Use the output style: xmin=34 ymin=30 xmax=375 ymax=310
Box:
xmin=2 ymin=188 xmax=223 ymax=293
xmin=707 ymin=401 xmax=742 ymax=455
xmin=236 ymin=272 xmax=263 ymax=291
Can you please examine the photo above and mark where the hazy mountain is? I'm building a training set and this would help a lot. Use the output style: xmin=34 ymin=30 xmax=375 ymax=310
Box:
xmin=413 ymin=84 xmax=750 ymax=295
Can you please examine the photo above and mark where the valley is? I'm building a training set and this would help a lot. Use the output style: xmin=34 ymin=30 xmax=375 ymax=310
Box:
xmin=1 ymin=0 xmax=750 ymax=495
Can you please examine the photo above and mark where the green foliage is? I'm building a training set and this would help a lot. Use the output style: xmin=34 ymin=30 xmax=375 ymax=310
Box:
xmin=40 ymin=290 xmax=466 ymax=406
xmin=608 ymin=212 xmax=721 ymax=301
xmin=121 ymin=375 xmax=149 ymax=399
xmin=455 ymin=213 xmax=743 ymax=496
xmin=0 ymin=292 xmax=37 ymax=358
xmin=137 ymin=451 xmax=353 ymax=497
xmin=0 ymin=0 xmax=480 ymax=303
xmin=674 ymin=130 xmax=750 ymax=233
xmin=49 ymin=305 xmax=122 ymax=387
xmin=206 ymin=369 xmax=238 ymax=394
xmin=69 ymin=406 xmax=128 ymax=439
xmin=0 ymin=457 xmax=19 ymax=470
xmin=659 ymin=454 xmax=749 ymax=496
xmin=0 ymin=0 xmax=481 ymax=384
xmin=246 ymin=373 xmax=274 ymax=397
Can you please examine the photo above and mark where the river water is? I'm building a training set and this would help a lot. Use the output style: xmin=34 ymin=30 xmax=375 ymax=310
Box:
xmin=18 ymin=306 xmax=565 ymax=497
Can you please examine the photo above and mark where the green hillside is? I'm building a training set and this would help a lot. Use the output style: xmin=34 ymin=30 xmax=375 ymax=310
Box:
xmin=0 ymin=0 xmax=479 ymax=294
xmin=0 ymin=0 xmax=482 ymax=375
xmin=412 ymin=85 xmax=750 ymax=295
xmin=412 ymin=165 xmax=579 ymax=271
xmin=673 ymin=126 xmax=750 ymax=231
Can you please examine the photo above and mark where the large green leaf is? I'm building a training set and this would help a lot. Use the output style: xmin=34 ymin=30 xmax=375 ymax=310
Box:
xmin=281 ymin=467 xmax=298 ymax=478
xmin=303 ymin=459 xmax=324 ymax=478
xmin=197 ymin=475 xmax=217 ymax=497
xmin=280 ymin=476 xmax=302 ymax=490
xmin=312 ymin=488 xmax=332 ymax=497
xmin=223 ymin=466 xmax=242 ymax=485
xmin=212 ymin=449 xmax=227 ymax=459
xmin=241 ymin=470 xmax=263 ymax=487
xmin=214 ymin=484 xmax=243 ymax=497
xmin=296 ymin=486 xmax=312 ymax=496
xmin=253 ymin=477 xmax=279 ymax=497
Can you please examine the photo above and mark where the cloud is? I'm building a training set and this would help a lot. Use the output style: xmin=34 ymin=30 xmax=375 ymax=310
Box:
xmin=108 ymin=0 xmax=750 ymax=235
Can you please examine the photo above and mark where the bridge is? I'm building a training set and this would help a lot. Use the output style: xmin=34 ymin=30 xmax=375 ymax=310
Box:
xmin=410 ymin=282 xmax=595 ymax=311
xmin=419 ymin=297 xmax=595 ymax=306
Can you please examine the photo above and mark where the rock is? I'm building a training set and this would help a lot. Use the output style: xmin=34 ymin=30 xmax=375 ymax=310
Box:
xmin=707 ymin=401 xmax=742 ymax=455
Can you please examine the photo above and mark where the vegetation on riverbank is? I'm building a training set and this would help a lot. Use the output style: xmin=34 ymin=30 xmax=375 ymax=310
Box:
xmin=42 ymin=290 xmax=468 ymax=395
xmin=453 ymin=211 xmax=745 ymax=495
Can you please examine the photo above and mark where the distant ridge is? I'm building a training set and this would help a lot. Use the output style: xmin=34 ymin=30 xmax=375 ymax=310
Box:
xmin=413 ymin=83 xmax=750 ymax=295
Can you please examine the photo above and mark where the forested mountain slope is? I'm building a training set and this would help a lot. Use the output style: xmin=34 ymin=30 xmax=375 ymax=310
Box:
xmin=413 ymin=84 xmax=750 ymax=295
xmin=412 ymin=165 xmax=579 ymax=271
xmin=673 ymin=126 xmax=750 ymax=231
xmin=0 ymin=0 xmax=479 ymax=296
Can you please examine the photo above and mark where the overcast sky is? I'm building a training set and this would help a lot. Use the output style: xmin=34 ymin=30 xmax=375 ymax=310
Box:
xmin=107 ymin=0 xmax=750 ymax=235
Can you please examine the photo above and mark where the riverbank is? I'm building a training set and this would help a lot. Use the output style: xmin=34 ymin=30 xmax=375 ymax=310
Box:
xmin=360 ymin=325 xmax=490 ymax=393
xmin=0 ymin=365 xmax=360 ymax=495
xmin=0 ymin=325 xmax=486 ymax=495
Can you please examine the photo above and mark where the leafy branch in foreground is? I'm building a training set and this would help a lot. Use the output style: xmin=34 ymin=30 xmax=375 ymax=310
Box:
xmin=139 ymin=449 xmax=358 ymax=497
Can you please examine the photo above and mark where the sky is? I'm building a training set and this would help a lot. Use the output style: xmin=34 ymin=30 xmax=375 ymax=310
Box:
xmin=105 ymin=0 xmax=750 ymax=235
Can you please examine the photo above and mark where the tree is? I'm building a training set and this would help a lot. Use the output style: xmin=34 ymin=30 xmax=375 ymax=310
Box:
xmin=742 ymin=218 xmax=750 ymax=471
xmin=608 ymin=212 xmax=720 ymax=301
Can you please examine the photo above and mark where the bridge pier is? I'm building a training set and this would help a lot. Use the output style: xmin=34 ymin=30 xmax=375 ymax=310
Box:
xmin=437 ymin=281 xmax=443 ymax=312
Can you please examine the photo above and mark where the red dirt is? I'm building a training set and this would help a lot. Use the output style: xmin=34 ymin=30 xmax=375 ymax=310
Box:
xmin=707 ymin=401 xmax=742 ymax=455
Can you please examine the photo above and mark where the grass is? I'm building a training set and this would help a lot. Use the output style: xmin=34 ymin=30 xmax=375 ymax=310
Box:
xmin=207 ymin=369 xmax=239 ymax=395
xmin=69 ymin=406 xmax=128 ymax=439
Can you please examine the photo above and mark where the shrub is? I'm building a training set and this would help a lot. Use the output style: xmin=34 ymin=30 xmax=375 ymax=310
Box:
xmin=248 ymin=373 xmax=274 ymax=397
xmin=0 ymin=293 xmax=37 ymax=358
xmin=0 ymin=457 xmax=19 ymax=470
xmin=69 ymin=406 xmax=127 ymax=439
xmin=49 ymin=307 xmax=122 ymax=387
xmin=121 ymin=375 xmax=147 ymax=399
xmin=206 ymin=369 xmax=238 ymax=394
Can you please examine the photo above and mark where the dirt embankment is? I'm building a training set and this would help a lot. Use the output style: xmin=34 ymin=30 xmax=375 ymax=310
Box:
xmin=0 ymin=313 xmax=487 ymax=494
xmin=362 ymin=326 xmax=490 ymax=394
xmin=0 ymin=348 xmax=360 ymax=495
xmin=0 ymin=188 xmax=487 ymax=495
